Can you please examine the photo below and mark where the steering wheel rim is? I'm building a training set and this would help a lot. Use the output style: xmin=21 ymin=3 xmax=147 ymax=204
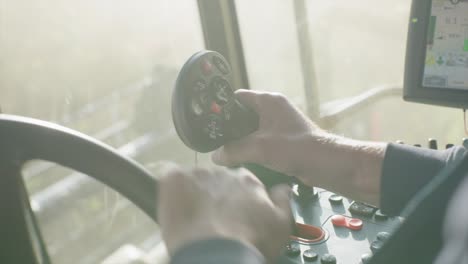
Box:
xmin=0 ymin=114 xmax=159 ymax=222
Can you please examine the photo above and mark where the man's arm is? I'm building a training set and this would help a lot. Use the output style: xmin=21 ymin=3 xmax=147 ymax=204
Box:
xmin=287 ymin=135 xmax=386 ymax=206
xmin=212 ymin=89 xmax=386 ymax=206
xmin=212 ymin=89 xmax=466 ymax=210
xmin=296 ymin=138 xmax=466 ymax=214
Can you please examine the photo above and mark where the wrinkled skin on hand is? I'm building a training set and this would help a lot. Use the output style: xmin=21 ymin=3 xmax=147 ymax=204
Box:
xmin=212 ymin=89 xmax=385 ymax=206
xmin=157 ymin=163 xmax=292 ymax=261
xmin=212 ymin=89 xmax=327 ymax=183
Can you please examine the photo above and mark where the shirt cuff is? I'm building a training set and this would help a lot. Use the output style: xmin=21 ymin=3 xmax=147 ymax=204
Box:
xmin=380 ymin=143 xmax=464 ymax=216
xmin=171 ymin=239 xmax=265 ymax=264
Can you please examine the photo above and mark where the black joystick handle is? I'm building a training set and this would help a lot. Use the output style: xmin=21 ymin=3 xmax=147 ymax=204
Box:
xmin=172 ymin=50 xmax=259 ymax=153
xmin=172 ymin=50 xmax=292 ymax=187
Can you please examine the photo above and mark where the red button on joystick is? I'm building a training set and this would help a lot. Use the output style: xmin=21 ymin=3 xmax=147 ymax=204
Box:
xmin=201 ymin=59 xmax=213 ymax=75
xmin=331 ymin=215 xmax=363 ymax=231
xmin=211 ymin=102 xmax=222 ymax=114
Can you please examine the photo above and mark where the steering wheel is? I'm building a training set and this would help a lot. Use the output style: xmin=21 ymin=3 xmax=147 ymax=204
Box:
xmin=0 ymin=114 xmax=158 ymax=223
xmin=0 ymin=113 xmax=290 ymax=263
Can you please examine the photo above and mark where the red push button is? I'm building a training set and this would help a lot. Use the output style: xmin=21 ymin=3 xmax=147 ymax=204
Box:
xmin=210 ymin=101 xmax=222 ymax=114
xmin=201 ymin=59 xmax=213 ymax=75
xmin=331 ymin=215 xmax=363 ymax=231
xmin=290 ymin=222 xmax=325 ymax=243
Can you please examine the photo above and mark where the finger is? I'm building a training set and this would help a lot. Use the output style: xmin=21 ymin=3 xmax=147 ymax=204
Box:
xmin=191 ymin=166 xmax=212 ymax=179
xmin=269 ymin=184 xmax=292 ymax=220
xmin=156 ymin=163 xmax=189 ymax=220
xmin=236 ymin=167 xmax=264 ymax=187
xmin=157 ymin=162 xmax=186 ymax=202
xmin=154 ymin=161 xmax=184 ymax=181
xmin=235 ymin=90 xmax=291 ymax=125
xmin=234 ymin=89 xmax=261 ymax=112
xmin=151 ymin=161 xmax=181 ymax=189
xmin=191 ymin=167 xmax=219 ymax=189
xmin=211 ymin=135 xmax=260 ymax=167
xmin=266 ymin=185 xmax=294 ymax=260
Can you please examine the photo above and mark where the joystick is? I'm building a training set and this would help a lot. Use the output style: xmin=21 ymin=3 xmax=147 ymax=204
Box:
xmin=172 ymin=50 xmax=292 ymax=186
xmin=172 ymin=50 xmax=259 ymax=153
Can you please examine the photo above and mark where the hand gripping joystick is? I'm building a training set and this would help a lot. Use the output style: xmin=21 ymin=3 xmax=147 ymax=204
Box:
xmin=172 ymin=50 xmax=291 ymax=187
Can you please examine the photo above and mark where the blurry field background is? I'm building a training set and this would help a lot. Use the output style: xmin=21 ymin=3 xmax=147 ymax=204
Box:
xmin=0 ymin=0 xmax=465 ymax=263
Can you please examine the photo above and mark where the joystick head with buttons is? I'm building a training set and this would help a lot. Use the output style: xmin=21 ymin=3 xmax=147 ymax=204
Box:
xmin=172 ymin=50 xmax=259 ymax=153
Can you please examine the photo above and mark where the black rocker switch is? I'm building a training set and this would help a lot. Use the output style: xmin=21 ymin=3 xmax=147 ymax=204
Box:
xmin=428 ymin=138 xmax=438 ymax=150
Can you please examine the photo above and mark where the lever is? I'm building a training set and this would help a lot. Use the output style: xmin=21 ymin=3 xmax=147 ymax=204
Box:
xmin=428 ymin=138 xmax=438 ymax=150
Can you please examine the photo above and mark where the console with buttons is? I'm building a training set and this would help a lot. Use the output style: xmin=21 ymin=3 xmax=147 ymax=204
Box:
xmin=281 ymin=185 xmax=402 ymax=264
xmin=280 ymin=136 xmax=468 ymax=263
xmin=171 ymin=50 xmax=403 ymax=264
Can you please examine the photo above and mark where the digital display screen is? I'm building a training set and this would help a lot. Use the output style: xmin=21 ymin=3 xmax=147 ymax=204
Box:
xmin=422 ymin=0 xmax=468 ymax=90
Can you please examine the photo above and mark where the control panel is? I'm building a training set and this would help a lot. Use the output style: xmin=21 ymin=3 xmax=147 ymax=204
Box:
xmin=280 ymin=184 xmax=402 ymax=264
xmin=279 ymin=138 xmax=467 ymax=264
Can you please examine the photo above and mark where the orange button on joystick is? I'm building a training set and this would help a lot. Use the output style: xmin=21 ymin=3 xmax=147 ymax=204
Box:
xmin=331 ymin=215 xmax=363 ymax=231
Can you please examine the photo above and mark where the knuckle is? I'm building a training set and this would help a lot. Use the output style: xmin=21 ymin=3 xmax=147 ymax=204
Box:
xmin=245 ymin=174 xmax=264 ymax=188
xmin=270 ymin=91 xmax=285 ymax=98
xmin=165 ymin=168 xmax=186 ymax=182
xmin=256 ymin=92 xmax=288 ymax=109
xmin=271 ymin=92 xmax=288 ymax=104
xmin=158 ymin=166 xmax=187 ymax=191
xmin=191 ymin=167 xmax=213 ymax=180
xmin=192 ymin=166 xmax=210 ymax=175
xmin=239 ymin=169 xmax=263 ymax=186
xmin=236 ymin=166 xmax=253 ymax=176
xmin=219 ymin=166 xmax=236 ymax=175
xmin=257 ymin=92 xmax=275 ymax=103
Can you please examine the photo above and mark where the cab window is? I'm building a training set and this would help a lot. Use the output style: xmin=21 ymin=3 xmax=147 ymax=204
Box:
xmin=1 ymin=1 xmax=203 ymax=263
